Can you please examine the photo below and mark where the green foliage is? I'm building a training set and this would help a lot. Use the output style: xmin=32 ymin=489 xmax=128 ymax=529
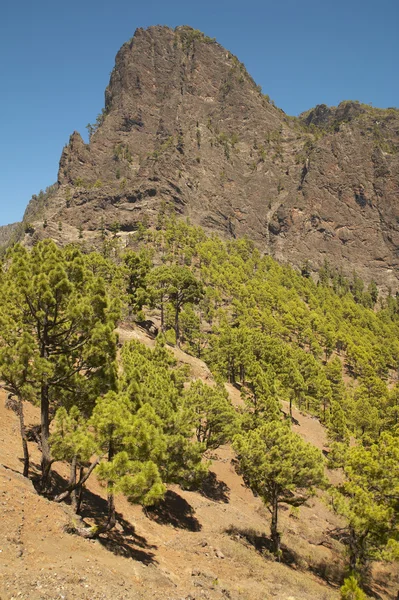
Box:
xmin=90 ymin=391 xmax=166 ymax=505
xmin=50 ymin=406 xmax=96 ymax=464
xmin=340 ymin=576 xmax=368 ymax=599
xmin=114 ymin=143 xmax=133 ymax=162
xmin=3 ymin=212 xmax=399 ymax=574
xmin=0 ymin=241 xmax=119 ymax=487
xmin=139 ymin=217 xmax=399 ymax=436
xmin=234 ymin=420 xmax=325 ymax=554
xmin=151 ymin=136 xmax=174 ymax=160
xmin=331 ymin=431 xmax=399 ymax=575
xmin=122 ymin=249 xmax=152 ymax=315
xmin=23 ymin=183 xmax=58 ymax=223
xmin=118 ymin=338 xmax=208 ymax=486
xmin=147 ymin=265 xmax=203 ymax=344
xmin=50 ymin=336 xmax=211 ymax=523
xmin=86 ymin=108 xmax=107 ymax=139
xmin=175 ymin=27 xmax=216 ymax=52
xmin=183 ymin=380 xmax=237 ymax=449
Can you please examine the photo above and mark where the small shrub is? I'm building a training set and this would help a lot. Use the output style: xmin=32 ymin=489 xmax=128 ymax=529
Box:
xmin=340 ymin=576 xmax=368 ymax=600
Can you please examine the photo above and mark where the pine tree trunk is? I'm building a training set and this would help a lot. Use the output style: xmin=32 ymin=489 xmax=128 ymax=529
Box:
xmin=54 ymin=458 xmax=100 ymax=503
xmin=106 ymin=439 xmax=116 ymax=530
xmin=69 ymin=456 xmax=77 ymax=510
xmin=40 ymin=382 xmax=52 ymax=491
xmin=107 ymin=490 xmax=116 ymax=529
xmin=270 ymin=493 xmax=281 ymax=558
xmin=40 ymin=318 xmax=52 ymax=492
xmin=348 ymin=526 xmax=358 ymax=573
xmin=161 ymin=300 xmax=165 ymax=332
xmin=75 ymin=467 xmax=84 ymax=514
xmin=18 ymin=398 xmax=29 ymax=478
xmin=175 ymin=306 xmax=180 ymax=347
xmin=74 ymin=445 xmax=116 ymax=539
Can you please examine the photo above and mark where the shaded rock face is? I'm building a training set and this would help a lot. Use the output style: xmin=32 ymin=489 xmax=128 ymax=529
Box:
xmin=0 ymin=222 xmax=20 ymax=249
xmin=25 ymin=26 xmax=399 ymax=289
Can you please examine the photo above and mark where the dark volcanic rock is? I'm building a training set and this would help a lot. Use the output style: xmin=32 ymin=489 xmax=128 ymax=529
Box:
xmin=19 ymin=26 xmax=399 ymax=289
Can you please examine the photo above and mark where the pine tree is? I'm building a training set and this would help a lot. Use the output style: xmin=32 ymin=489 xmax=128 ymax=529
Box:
xmin=90 ymin=392 xmax=166 ymax=533
xmin=243 ymin=363 xmax=281 ymax=426
xmin=183 ymin=380 xmax=237 ymax=449
xmin=331 ymin=431 xmax=399 ymax=577
xmin=122 ymin=249 xmax=152 ymax=316
xmin=0 ymin=241 xmax=118 ymax=489
xmin=234 ymin=420 xmax=325 ymax=556
xmin=0 ymin=331 xmax=37 ymax=476
xmin=50 ymin=406 xmax=97 ymax=510
xmin=147 ymin=265 xmax=202 ymax=345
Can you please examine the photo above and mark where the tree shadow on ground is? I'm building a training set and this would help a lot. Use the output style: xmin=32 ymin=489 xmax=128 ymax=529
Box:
xmin=226 ymin=526 xmax=371 ymax=592
xmin=145 ymin=490 xmax=202 ymax=531
xmin=225 ymin=525 xmax=298 ymax=566
xmin=78 ymin=485 xmax=158 ymax=564
xmin=280 ymin=409 xmax=300 ymax=426
xmin=200 ymin=471 xmax=230 ymax=503
xmin=136 ymin=320 xmax=159 ymax=338
xmin=325 ymin=529 xmax=385 ymax=599
xmin=42 ymin=469 xmax=157 ymax=564
xmin=308 ymin=557 xmax=344 ymax=587
xmin=98 ymin=517 xmax=157 ymax=564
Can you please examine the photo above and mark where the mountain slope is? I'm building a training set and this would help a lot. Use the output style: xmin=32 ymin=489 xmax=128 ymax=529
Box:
xmin=0 ymin=222 xmax=21 ymax=249
xmin=16 ymin=25 xmax=399 ymax=289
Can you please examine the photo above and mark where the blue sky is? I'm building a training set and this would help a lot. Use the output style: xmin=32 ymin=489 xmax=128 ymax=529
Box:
xmin=1 ymin=0 xmax=398 ymax=226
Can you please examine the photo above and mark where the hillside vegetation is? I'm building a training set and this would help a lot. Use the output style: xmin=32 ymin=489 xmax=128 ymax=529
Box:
xmin=0 ymin=218 xmax=398 ymax=598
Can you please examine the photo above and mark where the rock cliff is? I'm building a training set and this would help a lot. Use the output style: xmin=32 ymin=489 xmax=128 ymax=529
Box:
xmin=17 ymin=26 xmax=399 ymax=288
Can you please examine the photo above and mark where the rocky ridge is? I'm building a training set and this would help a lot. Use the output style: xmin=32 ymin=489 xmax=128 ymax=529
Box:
xmin=10 ymin=25 xmax=399 ymax=289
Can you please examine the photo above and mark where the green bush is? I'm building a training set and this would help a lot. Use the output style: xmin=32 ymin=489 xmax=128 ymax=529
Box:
xmin=340 ymin=576 xmax=368 ymax=600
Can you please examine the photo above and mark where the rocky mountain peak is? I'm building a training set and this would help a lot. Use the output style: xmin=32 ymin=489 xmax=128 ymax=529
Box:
xmin=9 ymin=26 xmax=399 ymax=290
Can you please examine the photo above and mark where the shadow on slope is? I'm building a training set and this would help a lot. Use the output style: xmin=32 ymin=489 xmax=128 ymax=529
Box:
xmin=200 ymin=471 xmax=230 ymax=503
xmin=225 ymin=524 xmax=298 ymax=565
xmin=44 ymin=468 xmax=158 ymax=564
xmin=226 ymin=525 xmax=347 ymax=589
xmin=146 ymin=489 xmax=202 ymax=531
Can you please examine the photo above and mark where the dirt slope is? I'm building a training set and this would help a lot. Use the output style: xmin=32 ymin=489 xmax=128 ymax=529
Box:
xmin=0 ymin=330 xmax=397 ymax=599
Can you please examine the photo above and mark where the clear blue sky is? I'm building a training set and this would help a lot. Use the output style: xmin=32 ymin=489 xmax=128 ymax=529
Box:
xmin=1 ymin=0 xmax=398 ymax=226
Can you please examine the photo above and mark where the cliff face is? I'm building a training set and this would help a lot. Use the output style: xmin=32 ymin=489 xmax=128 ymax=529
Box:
xmin=21 ymin=26 xmax=399 ymax=288
xmin=0 ymin=222 xmax=21 ymax=250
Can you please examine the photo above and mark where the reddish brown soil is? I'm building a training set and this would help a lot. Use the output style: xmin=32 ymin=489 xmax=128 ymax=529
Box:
xmin=0 ymin=329 xmax=397 ymax=599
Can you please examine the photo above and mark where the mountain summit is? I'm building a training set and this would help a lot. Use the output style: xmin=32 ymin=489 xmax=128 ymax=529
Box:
xmin=13 ymin=26 xmax=399 ymax=288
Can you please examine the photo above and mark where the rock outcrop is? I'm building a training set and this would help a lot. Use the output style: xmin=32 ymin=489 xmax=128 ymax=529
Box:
xmin=0 ymin=222 xmax=20 ymax=250
xmin=17 ymin=26 xmax=399 ymax=289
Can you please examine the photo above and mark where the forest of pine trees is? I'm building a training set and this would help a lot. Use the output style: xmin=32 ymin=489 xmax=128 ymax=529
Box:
xmin=0 ymin=216 xmax=398 ymax=596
